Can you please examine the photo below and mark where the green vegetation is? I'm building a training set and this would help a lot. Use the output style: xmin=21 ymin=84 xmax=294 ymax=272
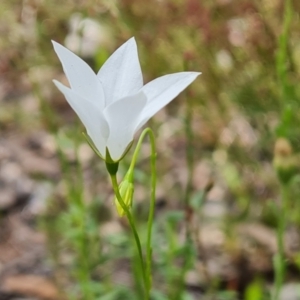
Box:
xmin=1 ymin=0 xmax=300 ymax=299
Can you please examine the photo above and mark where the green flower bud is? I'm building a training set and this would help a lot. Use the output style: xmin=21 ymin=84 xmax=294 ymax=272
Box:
xmin=115 ymin=179 xmax=134 ymax=217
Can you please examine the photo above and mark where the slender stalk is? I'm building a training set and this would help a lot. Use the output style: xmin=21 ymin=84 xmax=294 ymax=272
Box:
xmin=276 ymin=0 xmax=293 ymax=101
xmin=126 ymin=128 xmax=157 ymax=292
xmin=106 ymin=128 xmax=157 ymax=299
xmin=273 ymin=1 xmax=293 ymax=298
xmin=193 ymin=191 xmax=211 ymax=283
xmin=145 ymin=130 xmax=156 ymax=292
xmin=77 ymin=252 xmax=93 ymax=300
xmin=184 ymin=94 xmax=194 ymax=212
xmin=109 ymin=174 xmax=149 ymax=299
xmin=273 ymin=184 xmax=288 ymax=300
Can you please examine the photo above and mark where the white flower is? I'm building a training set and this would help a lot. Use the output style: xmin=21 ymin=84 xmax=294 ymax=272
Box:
xmin=52 ymin=37 xmax=201 ymax=162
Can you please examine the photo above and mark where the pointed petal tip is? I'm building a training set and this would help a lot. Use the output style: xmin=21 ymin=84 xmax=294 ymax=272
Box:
xmin=97 ymin=35 xmax=142 ymax=104
xmin=188 ymin=71 xmax=202 ymax=76
xmin=51 ymin=40 xmax=61 ymax=49
xmin=123 ymin=36 xmax=137 ymax=48
xmin=52 ymin=79 xmax=59 ymax=87
xmin=184 ymin=71 xmax=202 ymax=81
xmin=52 ymin=40 xmax=65 ymax=53
xmin=170 ymin=71 xmax=201 ymax=78
xmin=194 ymin=71 xmax=202 ymax=79
xmin=52 ymin=79 xmax=70 ymax=93
xmin=128 ymin=36 xmax=136 ymax=42
xmin=52 ymin=40 xmax=75 ymax=57
xmin=52 ymin=79 xmax=62 ymax=87
xmin=51 ymin=40 xmax=68 ymax=58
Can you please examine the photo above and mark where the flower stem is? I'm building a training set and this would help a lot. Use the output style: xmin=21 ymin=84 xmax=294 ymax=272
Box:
xmin=109 ymin=173 xmax=149 ymax=299
xmin=146 ymin=130 xmax=156 ymax=292
xmin=128 ymin=128 xmax=157 ymax=293
xmin=108 ymin=128 xmax=157 ymax=298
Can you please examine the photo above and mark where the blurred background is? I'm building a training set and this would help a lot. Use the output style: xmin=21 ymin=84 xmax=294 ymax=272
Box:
xmin=1 ymin=0 xmax=300 ymax=299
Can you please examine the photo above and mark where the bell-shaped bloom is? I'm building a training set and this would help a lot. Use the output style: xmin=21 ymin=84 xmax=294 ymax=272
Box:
xmin=52 ymin=37 xmax=201 ymax=162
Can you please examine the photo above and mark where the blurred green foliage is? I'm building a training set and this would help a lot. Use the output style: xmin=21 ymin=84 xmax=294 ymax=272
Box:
xmin=1 ymin=0 xmax=300 ymax=299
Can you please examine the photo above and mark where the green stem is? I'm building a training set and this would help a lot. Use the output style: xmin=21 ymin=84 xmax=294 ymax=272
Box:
xmin=109 ymin=174 xmax=149 ymax=299
xmin=77 ymin=251 xmax=93 ymax=300
xmin=274 ymin=184 xmax=288 ymax=300
xmin=184 ymin=93 xmax=194 ymax=210
xmin=145 ymin=130 xmax=156 ymax=292
xmin=108 ymin=128 xmax=157 ymax=299
xmin=127 ymin=128 xmax=157 ymax=293
xmin=276 ymin=0 xmax=292 ymax=101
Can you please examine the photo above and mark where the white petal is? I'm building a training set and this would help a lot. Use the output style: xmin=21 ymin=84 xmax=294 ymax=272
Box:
xmin=97 ymin=37 xmax=143 ymax=105
xmin=52 ymin=41 xmax=105 ymax=110
xmin=137 ymin=72 xmax=201 ymax=129
xmin=53 ymin=80 xmax=109 ymax=157
xmin=104 ymin=91 xmax=147 ymax=161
